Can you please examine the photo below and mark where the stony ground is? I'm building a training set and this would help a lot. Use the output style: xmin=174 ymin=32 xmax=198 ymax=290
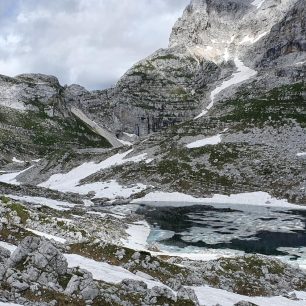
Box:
xmin=1 ymin=196 xmax=306 ymax=305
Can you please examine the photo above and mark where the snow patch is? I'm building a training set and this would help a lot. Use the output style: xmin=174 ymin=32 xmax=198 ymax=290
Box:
xmin=12 ymin=157 xmax=24 ymax=164
xmin=132 ymin=191 xmax=305 ymax=209
xmin=0 ymin=166 xmax=33 ymax=185
xmin=0 ymin=241 xmax=17 ymax=253
xmin=121 ymin=221 xmax=151 ymax=251
xmin=186 ymin=129 xmax=227 ymax=149
xmin=64 ymin=253 xmax=170 ymax=289
xmin=251 ymin=0 xmax=265 ymax=9
xmin=7 ymin=195 xmax=76 ymax=211
xmin=117 ymin=139 xmax=133 ymax=146
xmin=192 ymin=286 xmax=306 ymax=306
xmin=297 ymin=152 xmax=306 ymax=157
xmin=239 ymin=32 xmax=268 ymax=45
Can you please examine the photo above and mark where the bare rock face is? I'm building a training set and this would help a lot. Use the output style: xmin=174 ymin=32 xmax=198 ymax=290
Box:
xmin=0 ymin=74 xmax=63 ymax=114
xmin=97 ymin=0 xmax=304 ymax=136
xmin=7 ymin=236 xmax=68 ymax=291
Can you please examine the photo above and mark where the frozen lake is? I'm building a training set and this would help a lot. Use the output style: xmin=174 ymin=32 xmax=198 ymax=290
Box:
xmin=135 ymin=203 xmax=306 ymax=265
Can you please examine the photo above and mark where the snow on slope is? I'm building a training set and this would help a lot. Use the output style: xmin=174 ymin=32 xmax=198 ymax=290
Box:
xmin=0 ymin=241 xmax=17 ymax=253
xmin=64 ymin=253 xmax=171 ymax=290
xmin=39 ymin=150 xmax=148 ymax=198
xmin=7 ymin=194 xmax=76 ymax=211
xmin=0 ymin=166 xmax=33 ymax=185
xmin=195 ymin=58 xmax=257 ymax=119
xmin=186 ymin=129 xmax=228 ymax=148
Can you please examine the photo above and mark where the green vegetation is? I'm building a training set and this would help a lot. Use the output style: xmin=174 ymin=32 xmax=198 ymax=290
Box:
xmin=9 ymin=203 xmax=30 ymax=225
xmin=152 ymin=54 xmax=179 ymax=61
xmin=69 ymin=242 xmax=188 ymax=284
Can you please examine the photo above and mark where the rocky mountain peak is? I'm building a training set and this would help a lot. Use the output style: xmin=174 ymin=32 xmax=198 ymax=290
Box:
xmin=169 ymin=0 xmax=299 ymax=64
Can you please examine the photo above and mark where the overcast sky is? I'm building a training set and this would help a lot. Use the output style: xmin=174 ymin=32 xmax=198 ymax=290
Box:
xmin=0 ymin=0 xmax=189 ymax=90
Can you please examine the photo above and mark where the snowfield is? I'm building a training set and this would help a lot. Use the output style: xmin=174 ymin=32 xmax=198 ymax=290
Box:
xmin=38 ymin=150 xmax=149 ymax=199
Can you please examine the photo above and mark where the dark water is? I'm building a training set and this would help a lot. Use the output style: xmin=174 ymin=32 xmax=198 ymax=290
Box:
xmin=136 ymin=204 xmax=306 ymax=257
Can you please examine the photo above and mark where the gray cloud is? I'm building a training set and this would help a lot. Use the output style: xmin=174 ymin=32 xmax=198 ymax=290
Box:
xmin=0 ymin=0 xmax=189 ymax=90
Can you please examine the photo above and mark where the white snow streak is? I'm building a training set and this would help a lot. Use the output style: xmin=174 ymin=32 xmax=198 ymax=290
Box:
xmin=186 ymin=134 xmax=221 ymax=148
xmin=251 ymin=0 xmax=266 ymax=9
xmin=239 ymin=32 xmax=268 ymax=45
xmin=195 ymin=58 xmax=257 ymax=119
xmin=26 ymin=228 xmax=66 ymax=244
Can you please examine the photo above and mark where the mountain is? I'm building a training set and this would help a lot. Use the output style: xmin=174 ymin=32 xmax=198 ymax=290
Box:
xmin=0 ymin=0 xmax=303 ymax=203
xmin=0 ymin=0 xmax=306 ymax=305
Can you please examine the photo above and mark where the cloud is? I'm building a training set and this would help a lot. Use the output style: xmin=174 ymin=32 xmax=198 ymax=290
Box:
xmin=0 ymin=0 xmax=189 ymax=89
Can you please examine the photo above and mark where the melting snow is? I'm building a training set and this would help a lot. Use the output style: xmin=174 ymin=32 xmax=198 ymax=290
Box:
xmin=6 ymin=195 xmax=76 ymax=211
xmin=195 ymin=58 xmax=257 ymax=119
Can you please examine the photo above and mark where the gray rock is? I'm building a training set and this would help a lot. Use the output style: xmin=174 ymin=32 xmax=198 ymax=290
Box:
xmin=177 ymin=287 xmax=200 ymax=305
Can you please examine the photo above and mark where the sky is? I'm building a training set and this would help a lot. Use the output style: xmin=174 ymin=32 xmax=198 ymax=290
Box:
xmin=0 ymin=0 xmax=189 ymax=90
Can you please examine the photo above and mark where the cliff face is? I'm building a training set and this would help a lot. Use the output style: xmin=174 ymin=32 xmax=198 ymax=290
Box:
xmin=1 ymin=0 xmax=303 ymax=138
xmin=102 ymin=0 xmax=304 ymax=136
